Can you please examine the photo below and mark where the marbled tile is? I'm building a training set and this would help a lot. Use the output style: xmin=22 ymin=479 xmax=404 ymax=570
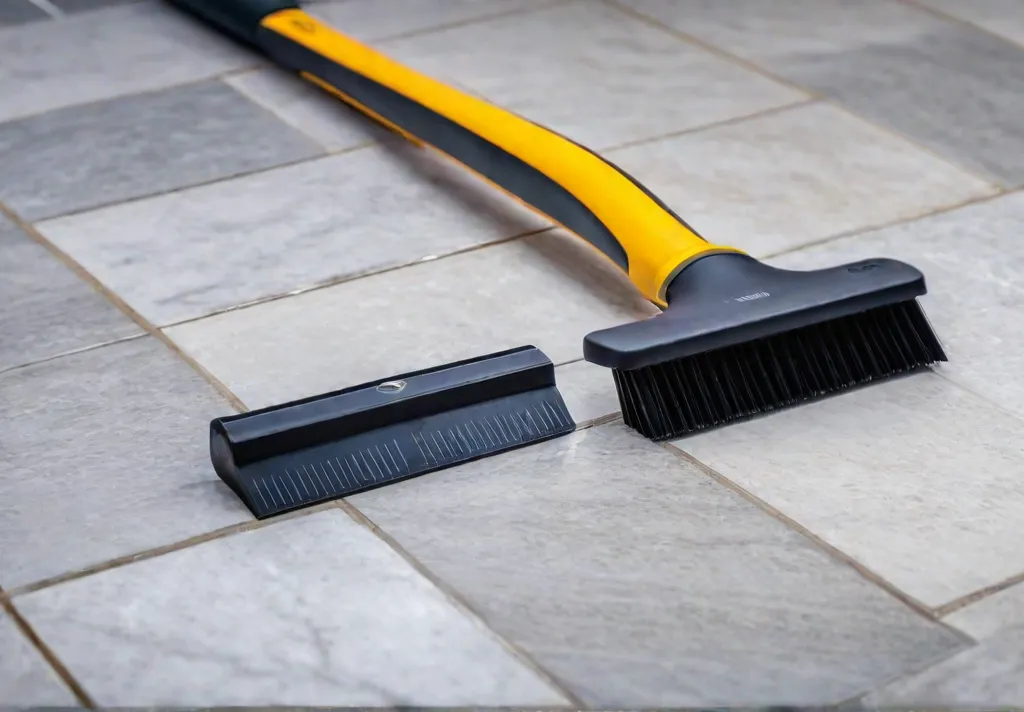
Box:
xmin=0 ymin=215 xmax=140 ymax=371
xmin=13 ymin=511 xmax=568 ymax=707
xmin=0 ymin=1 xmax=255 ymax=123
xmin=918 ymin=0 xmax=1024 ymax=49
xmin=0 ymin=609 xmax=77 ymax=705
xmin=620 ymin=0 xmax=1024 ymax=185
xmin=603 ymin=102 xmax=994 ymax=256
xmin=0 ymin=80 xmax=323 ymax=222
xmin=37 ymin=143 xmax=545 ymax=325
xmin=378 ymin=0 xmax=805 ymax=150
xmin=164 ymin=230 xmax=657 ymax=409
xmin=946 ymin=582 xmax=1024 ymax=640
xmin=0 ymin=337 xmax=250 ymax=588
xmin=865 ymin=625 xmax=1024 ymax=706
xmin=350 ymin=423 xmax=965 ymax=706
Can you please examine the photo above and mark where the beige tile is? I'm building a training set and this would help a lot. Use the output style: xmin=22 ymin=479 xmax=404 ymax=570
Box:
xmin=311 ymin=0 xmax=554 ymax=42
xmin=602 ymin=102 xmax=995 ymax=256
xmin=555 ymin=360 xmax=621 ymax=426
xmin=918 ymin=0 xmax=1024 ymax=48
xmin=769 ymin=192 xmax=1024 ymax=421
xmin=945 ymin=582 xmax=1024 ymax=640
xmin=165 ymin=231 xmax=656 ymax=410
xmin=0 ymin=2 xmax=255 ymax=123
xmin=14 ymin=511 xmax=568 ymax=707
xmin=676 ymin=372 xmax=1024 ymax=609
xmin=38 ymin=143 xmax=546 ymax=325
xmin=378 ymin=0 xmax=805 ymax=150
xmin=351 ymin=423 xmax=965 ymax=706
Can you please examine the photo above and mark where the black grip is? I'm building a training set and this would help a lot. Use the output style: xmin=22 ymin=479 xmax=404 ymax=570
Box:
xmin=165 ymin=0 xmax=298 ymax=47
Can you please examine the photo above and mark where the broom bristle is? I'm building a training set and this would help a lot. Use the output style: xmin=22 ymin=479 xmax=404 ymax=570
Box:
xmin=613 ymin=299 xmax=947 ymax=441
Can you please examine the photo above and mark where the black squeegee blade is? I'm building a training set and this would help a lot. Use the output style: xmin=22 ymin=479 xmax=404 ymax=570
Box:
xmin=209 ymin=345 xmax=575 ymax=518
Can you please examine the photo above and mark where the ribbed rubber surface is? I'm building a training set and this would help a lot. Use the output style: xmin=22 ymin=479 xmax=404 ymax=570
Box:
xmin=614 ymin=299 xmax=947 ymax=441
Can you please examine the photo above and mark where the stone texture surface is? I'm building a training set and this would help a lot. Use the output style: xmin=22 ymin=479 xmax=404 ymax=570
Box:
xmin=0 ymin=1 xmax=47 ymax=25
xmin=0 ymin=2 xmax=255 ymax=123
xmin=0 ymin=215 xmax=141 ymax=371
xmin=13 ymin=511 xmax=568 ymax=707
xmin=38 ymin=143 xmax=546 ymax=325
xmin=0 ymin=338 xmax=250 ymax=589
xmin=0 ymin=80 xmax=323 ymax=222
xmin=165 ymin=230 xmax=657 ymax=410
xmin=918 ymin=0 xmax=1024 ymax=49
xmin=0 ymin=610 xmax=77 ymax=705
xmin=945 ymin=582 xmax=1024 ymax=640
xmin=351 ymin=423 xmax=966 ymax=707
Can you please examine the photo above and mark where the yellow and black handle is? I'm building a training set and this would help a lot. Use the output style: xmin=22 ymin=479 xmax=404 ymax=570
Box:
xmin=168 ymin=0 xmax=745 ymax=307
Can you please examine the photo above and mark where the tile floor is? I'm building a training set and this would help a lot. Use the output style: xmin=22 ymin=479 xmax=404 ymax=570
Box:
xmin=1 ymin=0 xmax=1023 ymax=706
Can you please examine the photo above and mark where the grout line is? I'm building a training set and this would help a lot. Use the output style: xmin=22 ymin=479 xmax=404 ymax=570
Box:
xmin=605 ymin=0 xmax=1009 ymax=190
xmin=4 ymin=502 xmax=339 ymax=598
xmin=759 ymin=187 xmax=1019 ymax=261
xmin=0 ymin=202 xmax=248 ymax=413
xmin=371 ymin=0 xmax=577 ymax=46
xmin=661 ymin=442 xmax=975 ymax=643
xmin=159 ymin=225 xmax=557 ymax=329
xmin=334 ymin=501 xmax=585 ymax=708
xmin=1 ymin=596 xmax=96 ymax=707
xmin=0 ymin=332 xmax=147 ymax=376
xmin=929 ymin=367 xmax=1024 ymax=429
xmin=26 ymin=0 xmax=63 ymax=18
xmin=935 ymin=570 xmax=1024 ymax=618
xmin=899 ymin=0 xmax=1024 ymax=52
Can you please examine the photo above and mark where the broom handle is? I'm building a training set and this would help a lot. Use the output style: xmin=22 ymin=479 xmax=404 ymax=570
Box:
xmin=168 ymin=0 xmax=744 ymax=305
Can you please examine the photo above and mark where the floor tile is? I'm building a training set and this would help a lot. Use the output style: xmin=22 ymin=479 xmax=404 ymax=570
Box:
xmin=0 ymin=337 xmax=250 ymax=589
xmin=945 ymin=582 xmax=1024 ymax=640
xmin=0 ymin=0 xmax=48 ymax=26
xmin=311 ymin=0 xmax=556 ymax=43
xmin=0 ymin=80 xmax=323 ymax=222
xmin=918 ymin=0 xmax=1024 ymax=49
xmin=379 ymin=1 xmax=805 ymax=151
xmin=0 ymin=215 xmax=141 ymax=371
xmin=554 ymin=360 xmax=621 ymax=426
xmin=620 ymin=0 xmax=1024 ymax=186
xmin=676 ymin=372 xmax=1024 ymax=609
xmin=38 ymin=143 xmax=545 ymax=325
xmin=770 ymin=191 xmax=1024 ymax=423
xmin=350 ymin=423 xmax=964 ymax=706
xmin=865 ymin=625 xmax=1024 ymax=706
xmin=14 ymin=510 xmax=568 ymax=707
xmin=51 ymin=0 xmax=141 ymax=13
xmin=225 ymin=67 xmax=391 ymax=152
xmin=0 ymin=610 xmax=77 ymax=705
xmin=602 ymin=102 xmax=994 ymax=256
xmin=164 ymin=230 xmax=657 ymax=410
xmin=0 ymin=1 xmax=255 ymax=123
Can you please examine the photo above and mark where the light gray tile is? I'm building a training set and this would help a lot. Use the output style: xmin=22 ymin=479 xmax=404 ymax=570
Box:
xmin=0 ymin=1 xmax=255 ymax=123
xmin=769 ymin=191 xmax=1024 ymax=423
xmin=0 ymin=215 xmax=141 ymax=371
xmin=311 ymin=0 xmax=556 ymax=42
xmin=865 ymin=625 xmax=1024 ymax=706
xmin=0 ymin=1 xmax=48 ymax=26
xmin=225 ymin=67 xmax=391 ymax=152
xmin=918 ymin=0 xmax=1024 ymax=50
xmin=350 ymin=423 xmax=965 ymax=707
xmin=14 ymin=510 xmax=567 ymax=707
xmin=0 ymin=337 xmax=250 ymax=589
xmin=0 ymin=80 xmax=323 ymax=222
xmin=51 ymin=0 xmax=141 ymax=13
xmin=621 ymin=0 xmax=1024 ymax=186
xmin=676 ymin=372 xmax=1024 ymax=609
xmin=946 ymin=582 xmax=1024 ymax=640
xmin=0 ymin=610 xmax=76 ymax=705
xmin=379 ymin=1 xmax=805 ymax=151
xmin=38 ymin=143 xmax=545 ymax=325
xmin=603 ymin=102 xmax=994 ymax=256
xmin=165 ymin=230 xmax=657 ymax=409
xmin=555 ymin=360 xmax=620 ymax=426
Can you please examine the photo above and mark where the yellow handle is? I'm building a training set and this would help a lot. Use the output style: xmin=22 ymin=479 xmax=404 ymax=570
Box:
xmin=260 ymin=9 xmax=743 ymax=305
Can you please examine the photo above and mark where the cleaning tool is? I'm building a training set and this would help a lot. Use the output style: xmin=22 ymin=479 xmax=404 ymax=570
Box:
xmin=211 ymin=346 xmax=575 ymax=518
xmin=171 ymin=0 xmax=947 ymax=444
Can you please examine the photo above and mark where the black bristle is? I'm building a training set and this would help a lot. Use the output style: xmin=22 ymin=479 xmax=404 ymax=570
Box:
xmin=614 ymin=300 xmax=947 ymax=441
